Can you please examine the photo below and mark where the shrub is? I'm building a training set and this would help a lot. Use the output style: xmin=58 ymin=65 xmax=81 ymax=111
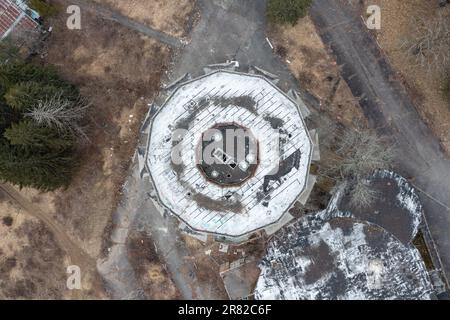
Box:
xmin=267 ymin=0 xmax=313 ymax=25
xmin=29 ymin=0 xmax=59 ymax=18
xmin=2 ymin=216 xmax=13 ymax=227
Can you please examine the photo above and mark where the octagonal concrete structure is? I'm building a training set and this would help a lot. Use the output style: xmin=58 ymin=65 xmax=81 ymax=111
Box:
xmin=145 ymin=70 xmax=314 ymax=242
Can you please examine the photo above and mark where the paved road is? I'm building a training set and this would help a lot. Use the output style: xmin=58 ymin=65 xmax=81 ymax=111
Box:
xmin=171 ymin=0 xmax=319 ymax=107
xmin=310 ymin=0 xmax=450 ymax=284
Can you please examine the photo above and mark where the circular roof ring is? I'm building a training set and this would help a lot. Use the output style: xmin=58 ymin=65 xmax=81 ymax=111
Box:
xmin=146 ymin=70 xmax=313 ymax=239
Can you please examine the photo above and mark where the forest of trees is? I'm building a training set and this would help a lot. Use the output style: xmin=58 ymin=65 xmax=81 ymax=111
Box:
xmin=0 ymin=50 xmax=89 ymax=191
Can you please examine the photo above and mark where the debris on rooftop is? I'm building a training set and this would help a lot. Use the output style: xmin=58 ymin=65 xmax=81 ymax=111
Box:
xmin=144 ymin=69 xmax=317 ymax=242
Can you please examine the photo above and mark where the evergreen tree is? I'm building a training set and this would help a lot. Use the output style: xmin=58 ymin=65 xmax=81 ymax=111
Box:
xmin=4 ymin=81 xmax=61 ymax=111
xmin=0 ymin=62 xmax=77 ymax=98
xmin=0 ymin=102 xmax=19 ymax=133
xmin=4 ymin=121 xmax=74 ymax=150
xmin=0 ymin=59 xmax=86 ymax=191
xmin=0 ymin=139 xmax=76 ymax=191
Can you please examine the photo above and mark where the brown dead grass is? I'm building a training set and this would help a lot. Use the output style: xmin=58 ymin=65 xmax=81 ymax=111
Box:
xmin=36 ymin=8 xmax=171 ymax=261
xmin=0 ymin=195 xmax=31 ymax=259
xmin=0 ymin=3 xmax=173 ymax=299
xmin=268 ymin=16 xmax=366 ymax=127
xmin=180 ymin=234 xmax=267 ymax=299
xmin=0 ymin=192 xmax=68 ymax=299
xmin=181 ymin=234 xmax=228 ymax=298
xmin=361 ymin=0 xmax=450 ymax=152
xmin=127 ymin=231 xmax=180 ymax=299
xmin=94 ymin=0 xmax=196 ymax=38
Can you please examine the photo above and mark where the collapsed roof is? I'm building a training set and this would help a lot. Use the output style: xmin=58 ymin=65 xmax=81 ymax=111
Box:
xmin=254 ymin=172 xmax=434 ymax=300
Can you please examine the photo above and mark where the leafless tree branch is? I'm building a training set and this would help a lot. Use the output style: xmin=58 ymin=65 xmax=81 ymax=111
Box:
xmin=401 ymin=12 xmax=450 ymax=74
xmin=25 ymin=92 xmax=91 ymax=141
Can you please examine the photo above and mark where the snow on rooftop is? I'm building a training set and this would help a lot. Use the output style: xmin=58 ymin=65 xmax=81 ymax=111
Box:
xmin=255 ymin=217 xmax=433 ymax=300
xmin=254 ymin=172 xmax=433 ymax=300
xmin=146 ymin=71 xmax=313 ymax=238
xmin=339 ymin=170 xmax=423 ymax=245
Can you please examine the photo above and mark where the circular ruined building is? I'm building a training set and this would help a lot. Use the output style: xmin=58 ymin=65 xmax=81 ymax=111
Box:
xmin=254 ymin=172 xmax=434 ymax=300
xmin=143 ymin=66 xmax=318 ymax=243
xmin=255 ymin=217 xmax=433 ymax=300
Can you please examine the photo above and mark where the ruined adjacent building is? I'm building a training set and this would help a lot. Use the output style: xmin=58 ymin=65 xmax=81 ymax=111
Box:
xmin=254 ymin=172 xmax=435 ymax=300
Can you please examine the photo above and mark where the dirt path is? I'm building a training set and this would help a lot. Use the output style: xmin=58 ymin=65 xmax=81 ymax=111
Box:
xmin=310 ymin=0 xmax=450 ymax=285
xmin=58 ymin=0 xmax=183 ymax=48
xmin=0 ymin=183 xmax=100 ymax=298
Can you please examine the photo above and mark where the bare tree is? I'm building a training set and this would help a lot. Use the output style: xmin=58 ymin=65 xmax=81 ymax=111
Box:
xmin=337 ymin=128 xmax=394 ymax=178
xmin=321 ymin=128 xmax=394 ymax=177
xmin=401 ymin=12 xmax=450 ymax=74
xmin=25 ymin=92 xmax=91 ymax=141
xmin=348 ymin=179 xmax=380 ymax=209
xmin=318 ymin=126 xmax=394 ymax=209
